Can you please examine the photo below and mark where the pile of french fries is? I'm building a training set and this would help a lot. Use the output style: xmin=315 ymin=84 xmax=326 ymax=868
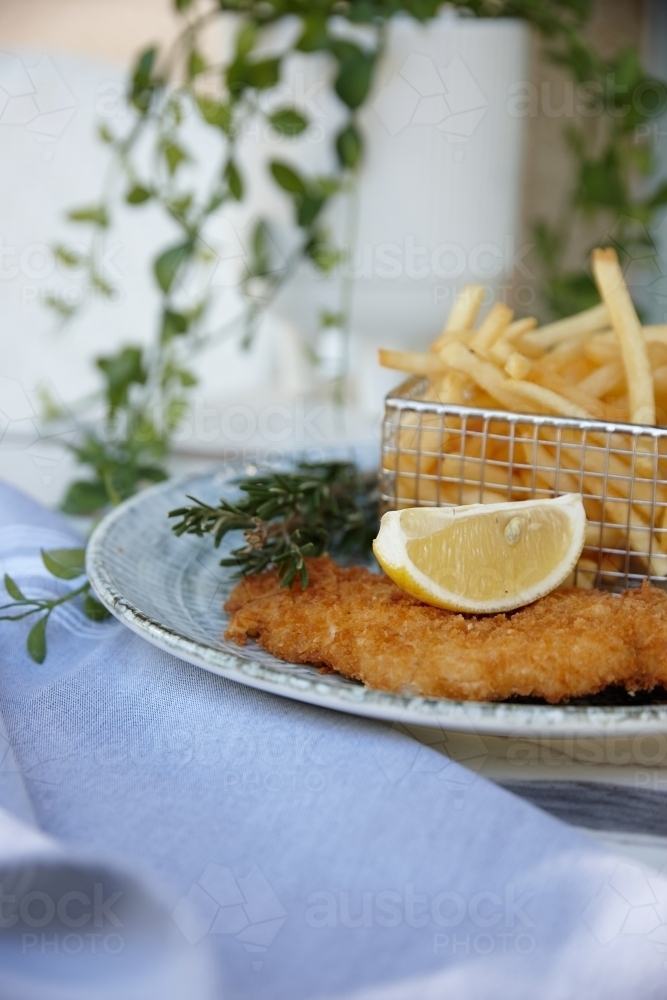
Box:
xmin=379 ymin=247 xmax=667 ymax=586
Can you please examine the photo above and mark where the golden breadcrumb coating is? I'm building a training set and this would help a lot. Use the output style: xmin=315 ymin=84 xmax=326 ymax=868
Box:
xmin=224 ymin=556 xmax=667 ymax=703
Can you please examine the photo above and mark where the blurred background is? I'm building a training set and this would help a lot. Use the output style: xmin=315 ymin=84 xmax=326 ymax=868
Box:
xmin=1 ymin=0 xmax=666 ymax=507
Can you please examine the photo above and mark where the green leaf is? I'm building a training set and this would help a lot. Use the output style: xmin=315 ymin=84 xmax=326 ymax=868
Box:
xmin=45 ymin=295 xmax=77 ymax=321
xmin=578 ymin=152 xmax=626 ymax=210
xmin=163 ymin=142 xmax=188 ymax=176
xmin=228 ymin=57 xmax=280 ymax=93
xmin=67 ymin=205 xmax=109 ymax=228
xmin=224 ymin=159 xmax=244 ymax=200
xmin=305 ymin=232 xmax=340 ymax=273
xmin=175 ymin=0 xmax=194 ymax=10
xmin=41 ymin=548 xmax=86 ymax=580
xmin=136 ymin=464 xmax=169 ymax=483
xmin=235 ymin=22 xmax=257 ymax=59
xmin=154 ymin=242 xmax=192 ymax=293
xmin=83 ymin=594 xmax=111 ymax=621
xmin=296 ymin=16 xmax=329 ymax=53
xmin=97 ymin=123 xmax=114 ymax=144
xmin=251 ymin=221 xmax=270 ymax=276
xmin=61 ymin=480 xmax=109 ymax=516
xmin=27 ymin=616 xmax=47 ymax=664
xmin=196 ymin=97 xmax=232 ymax=133
xmin=4 ymin=574 xmax=25 ymax=601
xmin=161 ymin=309 xmax=189 ymax=341
xmin=335 ymin=56 xmax=373 ymax=110
xmin=269 ymin=108 xmax=308 ymax=136
xmin=131 ymin=46 xmax=158 ymax=114
xmin=167 ymin=193 xmax=193 ymax=218
xmin=545 ymin=273 xmax=600 ymax=320
xmin=648 ymin=181 xmax=667 ymax=209
xmin=187 ymin=50 xmax=206 ymax=78
xmin=335 ymin=123 xmax=362 ymax=169
xmin=348 ymin=1 xmax=376 ymax=23
xmin=247 ymin=58 xmax=280 ymax=90
xmin=96 ymin=346 xmax=147 ymax=413
xmin=320 ymin=310 xmax=344 ymax=328
xmin=126 ymin=185 xmax=151 ymax=205
xmin=90 ymin=270 xmax=115 ymax=297
xmin=297 ymin=193 xmax=325 ymax=227
xmin=269 ymin=161 xmax=306 ymax=196
xmin=54 ymin=245 xmax=81 ymax=268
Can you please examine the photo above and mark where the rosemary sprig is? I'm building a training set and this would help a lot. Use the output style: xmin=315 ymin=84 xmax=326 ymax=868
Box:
xmin=169 ymin=461 xmax=379 ymax=588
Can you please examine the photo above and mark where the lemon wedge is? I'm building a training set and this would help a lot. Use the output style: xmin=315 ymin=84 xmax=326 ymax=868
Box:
xmin=373 ymin=494 xmax=587 ymax=614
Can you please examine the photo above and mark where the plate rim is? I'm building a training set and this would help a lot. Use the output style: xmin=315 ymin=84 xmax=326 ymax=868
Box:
xmin=86 ymin=467 xmax=667 ymax=737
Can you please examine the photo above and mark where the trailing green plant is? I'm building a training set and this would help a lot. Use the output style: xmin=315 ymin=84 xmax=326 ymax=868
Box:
xmin=50 ymin=0 xmax=661 ymax=520
xmin=532 ymin=41 xmax=667 ymax=317
xmin=1 ymin=549 xmax=110 ymax=664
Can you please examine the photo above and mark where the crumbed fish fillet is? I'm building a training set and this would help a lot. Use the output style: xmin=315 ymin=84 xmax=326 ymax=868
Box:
xmin=224 ymin=556 xmax=667 ymax=703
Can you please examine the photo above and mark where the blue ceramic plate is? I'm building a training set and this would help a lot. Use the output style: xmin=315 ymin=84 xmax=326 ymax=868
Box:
xmin=87 ymin=456 xmax=667 ymax=737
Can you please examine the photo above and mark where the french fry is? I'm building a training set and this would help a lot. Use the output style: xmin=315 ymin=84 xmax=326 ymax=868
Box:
xmin=393 ymin=474 xmax=508 ymax=508
xmin=560 ymin=455 xmax=667 ymax=575
xmin=445 ymin=284 xmax=486 ymax=332
xmin=430 ymin=370 xmax=468 ymax=405
xmin=645 ymin=324 xmax=667 ymax=345
xmin=515 ymin=436 xmax=582 ymax=498
xmin=429 ymin=285 xmax=485 ymax=352
xmin=585 ymin=523 xmax=626 ymax=550
xmin=648 ymin=341 xmax=667 ymax=369
xmin=537 ymin=330 xmax=601 ymax=373
xmin=440 ymin=342 xmax=591 ymax=418
xmin=521 ymin=303 xmax=610 ymax=352
xmin=438 ymin=453 xmax=515 ymax=494
xmin=380 ymin=246 xmax=667 ymax=583
xmin=468 ymin=302 xmax=513 ymax=357
xmin=543 ymin=426 xmax=667 ymax=506
xmin=584 ymin=331 xmax=618 ymax=365
xmin=561 ymin=557 xmax=598 ymax=590
xmin=491 ymin=317 xmax=538 ymax=363
xmin=505 ymin=352 xmax=532 ymax=380
xmin=438 ymin=483 xmax=510 ymax=506
xmin=578 ymin=360 xmax=625 ymax=399
xmin=592 ymin=248 xmax=655 ymax=427
xmin=559 ymin=357 xmax=596 ymax=386
xmin=653 ymin=364 xmax=667 ymax=395
xmin=379 ymin=348 xmax=448 ymax=376
xmin=528 ymin=369 xmax=616 ymax=420
xmin=516 ymin=431 xmax=667 ymax=574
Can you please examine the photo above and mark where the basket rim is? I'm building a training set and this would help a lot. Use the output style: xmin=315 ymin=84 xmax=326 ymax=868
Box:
xmin=385 ymin=376 xmax=667 ymax=439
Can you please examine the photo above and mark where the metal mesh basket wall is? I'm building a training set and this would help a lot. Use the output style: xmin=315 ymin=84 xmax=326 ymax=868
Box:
xmin=380 ymin=377 xmax=667 ymax=591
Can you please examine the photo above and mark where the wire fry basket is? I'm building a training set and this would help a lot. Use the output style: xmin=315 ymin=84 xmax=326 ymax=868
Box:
xmin=380 ymin=376 xmax=667 ymax=591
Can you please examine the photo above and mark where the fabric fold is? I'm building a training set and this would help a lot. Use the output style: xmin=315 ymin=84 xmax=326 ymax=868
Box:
xmin=0 ymin=479 xmax=666 ymax=999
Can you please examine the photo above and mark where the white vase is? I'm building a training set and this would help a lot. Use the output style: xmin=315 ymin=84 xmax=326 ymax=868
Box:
xmin=238 ymin=12 xmax=529 ymax=412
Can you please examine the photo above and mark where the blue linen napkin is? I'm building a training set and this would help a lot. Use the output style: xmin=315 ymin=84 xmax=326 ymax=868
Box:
xmin=0 ymin=479 xmax=666 ymax=1000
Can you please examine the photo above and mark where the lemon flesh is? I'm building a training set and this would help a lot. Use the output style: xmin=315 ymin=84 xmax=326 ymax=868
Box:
xmin=373 ymin=494 xmax=587 ymax=614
